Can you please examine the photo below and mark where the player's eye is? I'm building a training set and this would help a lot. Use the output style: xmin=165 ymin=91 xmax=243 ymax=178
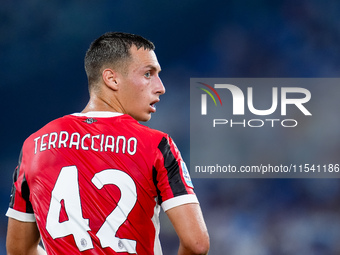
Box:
xmin=144 ymin=71 xmax=151 ymax=78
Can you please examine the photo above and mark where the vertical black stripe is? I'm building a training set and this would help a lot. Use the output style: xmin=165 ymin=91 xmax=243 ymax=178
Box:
xmin=9 ymin=149 xmax=33 ymax=213
xmin=22 ymin=174 xmax=33 ymax=213
xmin=157 ymin=137 xmax=187 ymax=197
xmin=152 ymin=166 xmax=163 ymax=205
xmin=9 ymin=167 xmax=19 ymax=208
xmin=9 ymin=149 xmax=23 ymax=208
xmin=8 ymin=182 xmax=16 ymax=208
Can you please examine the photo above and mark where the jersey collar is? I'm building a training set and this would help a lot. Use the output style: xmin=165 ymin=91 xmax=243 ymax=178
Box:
xmin=71 ymin=111 xmax=124 ymax=118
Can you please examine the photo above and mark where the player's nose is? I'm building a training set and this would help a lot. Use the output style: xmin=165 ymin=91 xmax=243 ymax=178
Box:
xmin=155 ymin=76 xmax=166 ymax=95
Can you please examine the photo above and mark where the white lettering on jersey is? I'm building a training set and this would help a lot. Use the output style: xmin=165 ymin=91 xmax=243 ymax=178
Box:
xmin=34 ymin=132 xmax=137 ymax=156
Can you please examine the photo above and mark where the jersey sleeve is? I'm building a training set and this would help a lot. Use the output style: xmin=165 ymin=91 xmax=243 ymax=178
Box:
xmin=153 ymin=136 xmax=198 ymax=212
xmin=5 ymin=149 xmax=36 ymax=222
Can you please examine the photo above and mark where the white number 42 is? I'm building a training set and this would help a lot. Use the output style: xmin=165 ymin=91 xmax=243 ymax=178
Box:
xmin=46 ymin=166 xmax=137 ymax=253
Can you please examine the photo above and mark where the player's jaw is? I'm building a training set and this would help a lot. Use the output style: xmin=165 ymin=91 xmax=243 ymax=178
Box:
xmin=135 ymin=96 xmax=161 ymax=121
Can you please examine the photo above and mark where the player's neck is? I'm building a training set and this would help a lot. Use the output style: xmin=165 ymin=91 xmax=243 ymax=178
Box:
xmin=82 ymin=93 xmax=123 ymax=114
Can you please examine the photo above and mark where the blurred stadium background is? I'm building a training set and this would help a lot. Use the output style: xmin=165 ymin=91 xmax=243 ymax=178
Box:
xmin=1 ymin=0 xmax=340 ymax=254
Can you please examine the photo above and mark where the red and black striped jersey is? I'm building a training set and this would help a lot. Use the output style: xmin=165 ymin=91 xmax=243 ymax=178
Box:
xmin=6 ymin=111 xmax=197 ymax=255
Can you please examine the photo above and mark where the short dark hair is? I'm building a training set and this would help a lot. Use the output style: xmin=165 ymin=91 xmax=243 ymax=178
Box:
xmin=84 ymin=32 xmax=155 ymax=87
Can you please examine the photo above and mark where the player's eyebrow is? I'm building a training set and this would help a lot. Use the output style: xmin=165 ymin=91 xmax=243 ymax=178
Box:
xmin=145 ymin=64 xmax=161 ymax=73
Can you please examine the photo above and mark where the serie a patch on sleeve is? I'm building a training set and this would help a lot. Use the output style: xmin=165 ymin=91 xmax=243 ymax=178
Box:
xmin=181 ymin=160 xmax=194 ymax=188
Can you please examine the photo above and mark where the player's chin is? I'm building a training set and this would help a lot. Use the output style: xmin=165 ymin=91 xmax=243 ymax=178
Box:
xmin=141 ymin=114 xmax=152 ymax=122
xmin=135 ymin=113 xmax=152 ymax=122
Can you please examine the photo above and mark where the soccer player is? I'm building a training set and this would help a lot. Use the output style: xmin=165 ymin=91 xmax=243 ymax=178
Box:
xmin=6 ymin=32 xmax=209 ymax=255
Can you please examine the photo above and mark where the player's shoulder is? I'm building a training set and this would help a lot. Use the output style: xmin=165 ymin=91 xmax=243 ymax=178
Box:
xmin=27 ymin=114 xmax=71 ymax=136
xmin=131 ymin=119 xmax=165 ymax=135
xmin=126 ymin=116 xmax=171 ymax=142
xmin=18 ymin=114 xmax=68 ymax=153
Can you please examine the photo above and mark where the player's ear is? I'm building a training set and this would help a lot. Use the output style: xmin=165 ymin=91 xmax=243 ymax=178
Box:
xmin=102 ymin=68 xmax=119 ymax=91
